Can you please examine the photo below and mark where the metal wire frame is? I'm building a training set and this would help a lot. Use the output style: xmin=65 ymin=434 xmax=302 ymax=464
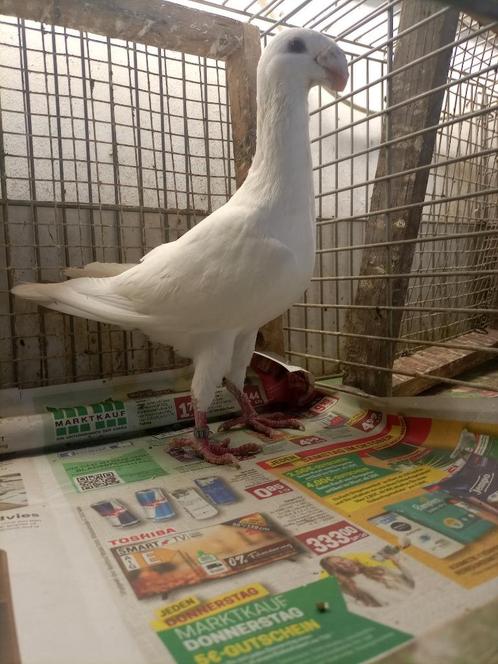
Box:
xmin=0 ymin=24 xmax=233 ymax=208
xmin=311 ymin=103 xmax=497 ymax=176
xmin=287 ymin=349 xmax=498 ymax=394
xmin=284 ymin=325 xmax=498 ymax=356
xmin=313 ymin=186 xmax=498 ymax=228
xmin=188 ymin=0 xmax=383 ymax=51
xmin=1 ymin=0 xmax=498 ymax=396
xmin=395 ymin=14 xmax=497 ymax=358
xmin=0 ymin=15 xmax=235 ymax=388
xmin=293 ymin=5 xmax=496 ymax=388
xmin=207 ymin=1 xmax=498 ymax=392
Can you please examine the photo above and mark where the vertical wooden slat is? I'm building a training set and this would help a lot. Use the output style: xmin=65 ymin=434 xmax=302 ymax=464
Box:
xmin=226 ymin=23 xmax=260 ymax=189
xmin=342 ymin=0 xmax=460 ymax=395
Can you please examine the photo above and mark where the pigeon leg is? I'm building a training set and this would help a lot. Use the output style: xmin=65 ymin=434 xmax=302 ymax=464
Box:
xmin=170 ymin=405 xmax=261 ymax=467
xmin=219 ymin=379 xmax=305 ymax=438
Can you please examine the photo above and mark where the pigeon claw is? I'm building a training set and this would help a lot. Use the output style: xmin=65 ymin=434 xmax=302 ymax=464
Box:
xmin=170 ymin=433 xmax=261 ymax=467
xmin=219 ymin=412 xmax=305 ymax=439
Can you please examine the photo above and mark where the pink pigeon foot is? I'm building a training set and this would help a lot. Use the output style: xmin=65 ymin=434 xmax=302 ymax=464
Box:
xmin=169 ymin=407 xmax=261 ymax=466
xmin=219 ymin=379 xmax=305 ymax=439
xmin=170 ymin=431 xmax=261 ymax=467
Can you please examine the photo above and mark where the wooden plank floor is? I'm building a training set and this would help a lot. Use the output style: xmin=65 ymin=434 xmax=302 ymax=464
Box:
xmin=392 ymin=328 xmax=498 ymax=396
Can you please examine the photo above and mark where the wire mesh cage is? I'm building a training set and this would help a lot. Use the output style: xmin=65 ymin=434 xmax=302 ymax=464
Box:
xmin=0 ymin=13 xmax=239 ymax=388
xmin=0 ymin=0 xmax=497 ymax=395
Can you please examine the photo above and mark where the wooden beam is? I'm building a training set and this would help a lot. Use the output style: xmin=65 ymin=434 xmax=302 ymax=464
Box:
xmin=254 ymin=318 xmax=284 ymax=357
xmin=0 ymin=0 xmax=245 ymax=59
xmin=226 ymin=23 xmax=261 ymax=188
xmin=342 ymin=0 xmax=460 ymax=396
xmin=434 ymin=0 xmax=498 ymax=30
xmin=392 ymin=328 xmax=498 ymax=395
xmin=467 ymin=12 xmax=498 ymax=35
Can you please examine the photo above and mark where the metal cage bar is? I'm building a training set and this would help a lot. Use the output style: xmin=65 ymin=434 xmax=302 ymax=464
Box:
xmin=1 ymin=0 xmax=497 ymax=396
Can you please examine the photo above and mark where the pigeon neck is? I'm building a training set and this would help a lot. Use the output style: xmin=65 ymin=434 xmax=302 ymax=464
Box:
xmin=250 ymin=71 xmax=312 ymax=190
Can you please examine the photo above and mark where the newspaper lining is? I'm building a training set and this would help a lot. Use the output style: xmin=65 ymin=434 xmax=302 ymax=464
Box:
xmin=1 ymin=361 xmax=498 ymax=664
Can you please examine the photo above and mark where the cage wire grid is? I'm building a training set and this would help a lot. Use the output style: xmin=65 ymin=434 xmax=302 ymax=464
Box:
xmin=0 ymin=0 xmax=497 ymax=394
xmin=0 ymin=17 xmax=236 ymax=387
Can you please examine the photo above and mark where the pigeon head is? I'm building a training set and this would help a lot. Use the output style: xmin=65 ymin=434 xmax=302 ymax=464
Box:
xmin=260 ymin=28 xmax=349 ymax=93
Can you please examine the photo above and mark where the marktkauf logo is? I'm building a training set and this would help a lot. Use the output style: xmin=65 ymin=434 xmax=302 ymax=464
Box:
xmin=47 ymin=400 xmax=127 ymax=439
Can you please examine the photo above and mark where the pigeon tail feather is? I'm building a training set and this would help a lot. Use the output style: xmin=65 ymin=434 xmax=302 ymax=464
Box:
xmin=12 ymin=280 xmax=147 ymax=329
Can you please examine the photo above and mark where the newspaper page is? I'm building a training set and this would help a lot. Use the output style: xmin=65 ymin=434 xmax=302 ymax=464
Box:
xmin=0 ymin=352 xmax=312 ymax=455
xmin=2 ymin=382 xmax=498 ymax=664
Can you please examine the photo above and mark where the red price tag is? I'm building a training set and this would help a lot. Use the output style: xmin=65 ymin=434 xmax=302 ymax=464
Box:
xmin=290 ymin=435 xmax=327 ymax=447
xmin=350 ymin=410 xmax=382 ymax=432
xmin=245 ymin=481 xmax=292 ymax=500
xmin=297 ymin=521 xmax=368 ymax=555
xmin=174 ymin=396 xmax=194 ymax=420
xmin=328 ymin=415 xmax=347 ymax=428
xmin=309 ymin=396 xmax=338 ymax=415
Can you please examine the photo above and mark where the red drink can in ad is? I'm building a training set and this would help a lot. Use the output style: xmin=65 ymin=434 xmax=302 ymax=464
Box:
xmin=90 ymin=499 xmax=140 ymax=527
xmin=135 ymin=488 xmax=176 ymax=521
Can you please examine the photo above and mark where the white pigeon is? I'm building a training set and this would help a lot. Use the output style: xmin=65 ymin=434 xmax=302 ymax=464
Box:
xmin=12 ymin=28 xmax=348 ymax=465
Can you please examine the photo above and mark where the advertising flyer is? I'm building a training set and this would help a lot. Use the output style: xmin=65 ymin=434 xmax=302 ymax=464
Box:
xmin=0 ymin=352 xmax=312 ymax=455
xmin=1 ymin=365 xmax=498 ymax=664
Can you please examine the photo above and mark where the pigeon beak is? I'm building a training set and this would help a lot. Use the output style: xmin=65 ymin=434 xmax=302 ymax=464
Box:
xmin=316 ymin=45 xmax=349 ymax=92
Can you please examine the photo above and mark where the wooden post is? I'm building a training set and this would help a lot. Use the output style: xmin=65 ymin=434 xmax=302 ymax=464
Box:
xmin=342 ymin=0 xmax=460 ymax=395
xmin=226 ymin=24 xmax=261 ymax=189
xmin=0 ymin=0 xmax=286 ymax=355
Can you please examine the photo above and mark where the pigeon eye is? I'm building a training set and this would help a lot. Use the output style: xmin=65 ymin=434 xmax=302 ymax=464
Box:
xmin=287 ymin=38 xmax=307 ymax=54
